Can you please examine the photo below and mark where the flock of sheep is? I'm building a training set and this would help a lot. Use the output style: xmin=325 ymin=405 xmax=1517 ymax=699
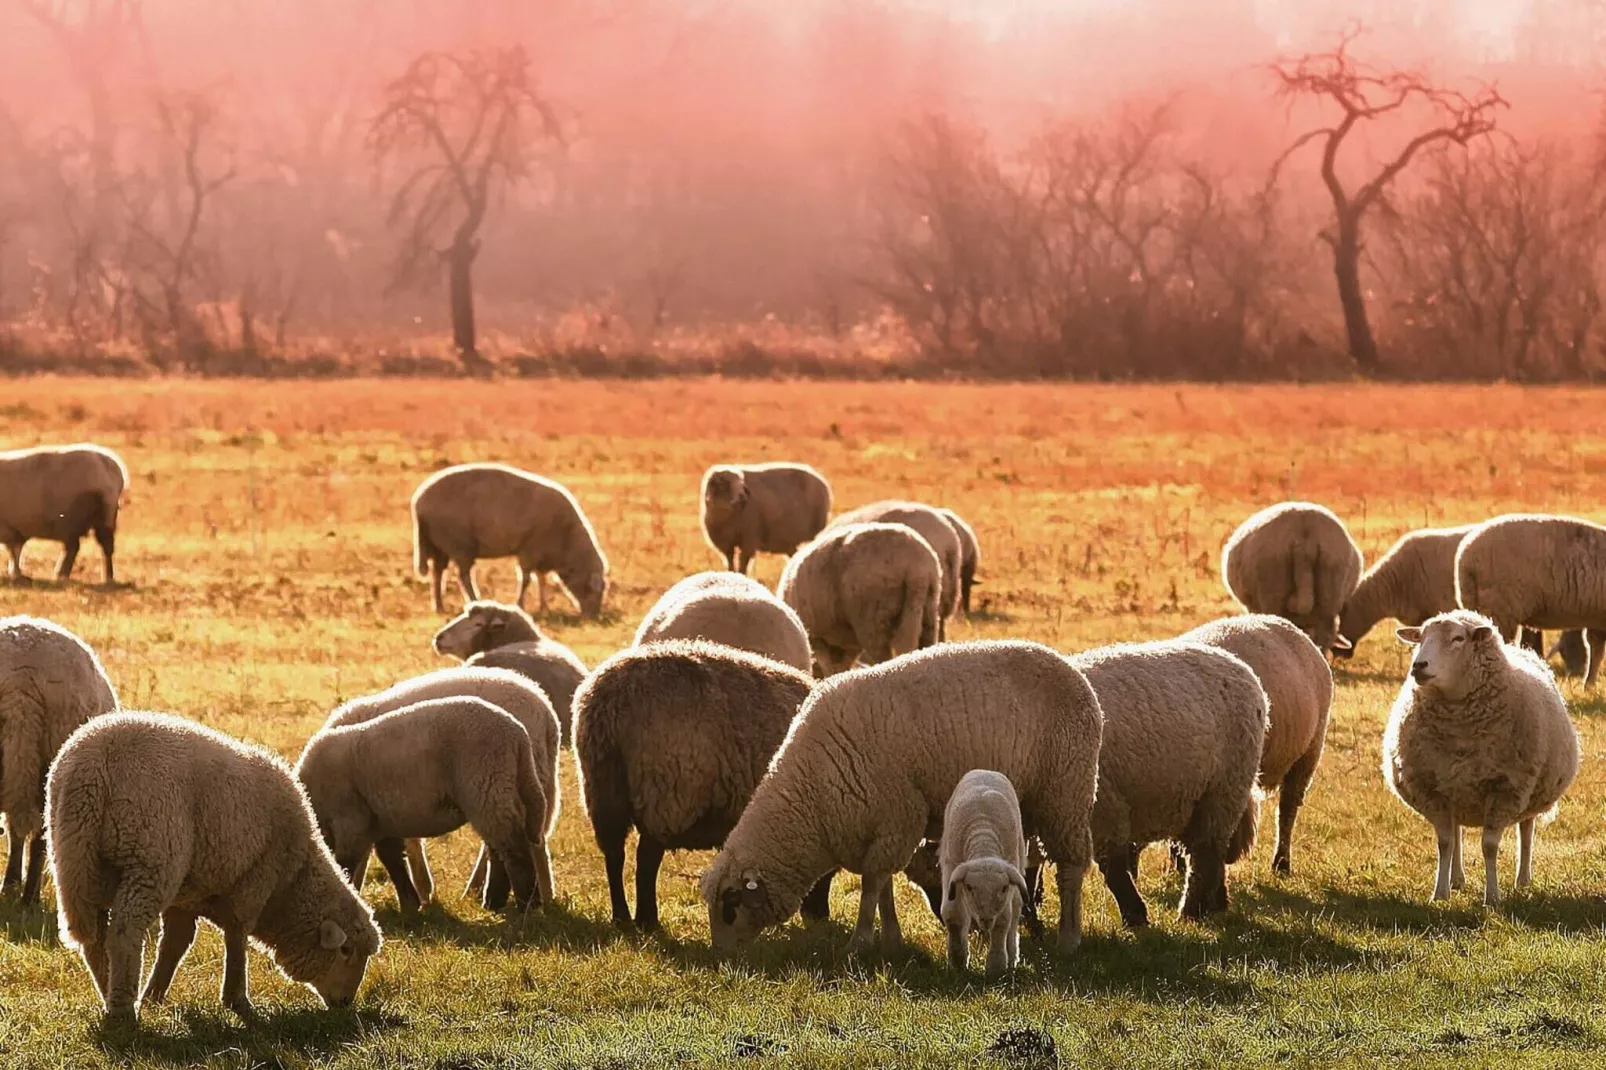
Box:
xmin=0 ymin=443 xmax=1597 ymax=1026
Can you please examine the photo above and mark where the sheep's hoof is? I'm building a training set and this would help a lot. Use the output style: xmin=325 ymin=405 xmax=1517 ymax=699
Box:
xmin=226 ymin=995 xmax=258 ymax=1022
xmin=1272 ymin=855 xmax=1291 ymax=876
xmin=102 ymin=1005 xmax=138 ymax=1029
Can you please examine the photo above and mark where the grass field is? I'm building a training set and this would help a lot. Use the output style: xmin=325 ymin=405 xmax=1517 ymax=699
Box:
xmin=2 ymin=378 xmax=1606 ymax=1069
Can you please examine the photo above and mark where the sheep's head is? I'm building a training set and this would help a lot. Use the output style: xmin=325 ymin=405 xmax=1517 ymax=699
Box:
xmin=1307 ymin=616 xmax=1351 ymax=658
xmin=433 ymin=601 xmax=541 ymax=658
xmin=1397 ymin=610 xmax=1498 ymax=700
xmin=703 ymin=468 xmax=749 ymax=511
xmin=701 ymin=859 xmax=790 ymax=952
xmin=564 ymin=569 xmax=607 ymax=619
xmin=267 ymin=864 xmax=382 ymax=1010
xmin=942 ymin=859 xmax=1029 ymax=942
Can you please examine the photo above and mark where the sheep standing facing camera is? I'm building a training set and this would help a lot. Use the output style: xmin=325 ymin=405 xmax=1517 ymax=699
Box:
xmin=432 ymin=600 xmax=589 ymax=744
xmin=700 ymin=463 xmax=832 ymax=574
xmin=939 ymin=770 xmax=1029 ymax=976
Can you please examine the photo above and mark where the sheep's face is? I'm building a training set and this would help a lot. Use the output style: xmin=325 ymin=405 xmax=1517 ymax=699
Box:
xmin=941 ymin=860 xmax=1026 ymax=939
xmin=1308 ymin=616 xmax=1349 ymax=657
xmin=703 ymin=867 xmax=785 ymax=951
xmin=577 ymin=572 xmax=607 ymax=618
xmin=289 ymin=916 xmax=381 ymax=1010
xmin=433 ymin=603 xmax=531 ymax=657
xmin=1398 ymin=614 xmax=1496 ymax=699
xmin=704 ymin=470 xmax=748 ymax=512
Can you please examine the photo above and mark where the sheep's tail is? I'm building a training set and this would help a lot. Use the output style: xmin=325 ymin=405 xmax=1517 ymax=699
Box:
xmin=573 ymin=692 xmax=631 ymax=849
xmin=412 ymin=511 xmax=436 ymax=580
xmin=1289 ymin=542 xmax=1317 ymax=618
xmin=920 ymin=575 xmax=939 ymax=648
xmin=44 ymin=758 xmax=104 ymax=951
xmin=890 ymin=574 xmax=937 ymax=654
xmin=515 ymin=745 xmax=551 ymax=844
xmin=1226 ymin=793 xmax=1260 ymax=865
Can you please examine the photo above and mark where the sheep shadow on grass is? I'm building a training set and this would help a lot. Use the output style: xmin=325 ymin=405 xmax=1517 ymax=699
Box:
xmin=371 ymin=897 xmax=626 ymax=953
xmin=1248 ymin=882 xmax=1603 ymax=937
xmin=0 ymin=897 xmax=56 ymax=943
xmin=96 ymin=1003 xmax=406 ymax=1066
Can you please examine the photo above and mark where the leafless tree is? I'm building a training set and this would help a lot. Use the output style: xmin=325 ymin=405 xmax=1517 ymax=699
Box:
xmin=1271 ymin=26 xmax=1506 ymax=375
xmin=369 ymin=47 xmax=563 ymax=370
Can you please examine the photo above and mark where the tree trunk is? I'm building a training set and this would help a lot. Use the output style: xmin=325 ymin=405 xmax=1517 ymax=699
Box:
xmin=1332 ymin=216 xmax=1380 ymax=376
xmin=446 ymin=237 xmax=481 ymax=371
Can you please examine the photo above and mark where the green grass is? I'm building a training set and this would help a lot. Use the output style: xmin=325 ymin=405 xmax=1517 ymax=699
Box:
xmin=2 ymin=378 xmax=1606 ymax=1067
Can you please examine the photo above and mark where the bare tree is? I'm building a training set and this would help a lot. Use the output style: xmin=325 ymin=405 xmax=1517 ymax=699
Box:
xmin=1271 ymin=27 xmax=1506 ymax=374
xmin=369 ymin=47 xmax=562 ymax=370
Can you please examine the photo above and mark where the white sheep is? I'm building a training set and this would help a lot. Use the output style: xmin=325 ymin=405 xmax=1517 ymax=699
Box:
xmin=298 ymin=696 xmax=555 ymax=914
xmin=0 ymin=442 xmax=128 ymax=585
xmin=1336 ymin=525 xmax=1472 ymax=655
xmin=47 ymin=712 xmax=381 ymax=1022
xmin=431 ymin=600 xmax=589 ymax=744
xmin=634 ymin=571 xmax=812 ymax=672
xmin=1182 ymin=614 xmax=1331 ymax=874
xmin=939 ymin=507 xmax=981 ymax=615
xmin=323 ymin=665 xmax=560 ymax=908
xmin=1222 ymin=501 xmax=1363 ymax=654
xmin=1384 ymin=610 xmax=1580 ymax=905
xmin=701 ymin=640 xmax=1102 ymax=955
xmin=829 ymin=501 xmax=963 ymax=636
xmin=411 ymin=463 xmax=608 ymax=616
xmin=939 ymin=769 xmax=1028 ymax=976
xmin=1067 ymin=640 xmax=1267 ymax=926
xmin=700 ymin=462 xmax=832 ymax=574
xmin=1 ymin=615 xmax=119 ymax=904
xmin=572 ymin=640 xmax=821 ymax=931
xmin=777 ymin=521 xmax=941 ymax=676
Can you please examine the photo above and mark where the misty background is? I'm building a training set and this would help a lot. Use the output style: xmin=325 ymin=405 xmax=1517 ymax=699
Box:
xmin=1 ymin=0 xmax=1603 ymax=379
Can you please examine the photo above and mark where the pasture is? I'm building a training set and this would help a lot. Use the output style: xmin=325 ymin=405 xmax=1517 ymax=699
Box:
xmin=1 ymin=378 xmax=1605 ymax=1069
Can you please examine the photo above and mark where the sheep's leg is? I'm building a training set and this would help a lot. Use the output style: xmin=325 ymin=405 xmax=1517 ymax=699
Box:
xmin=800 ymin=872 xmax=833 ymax=921
xmin=1450 ymin=825 xmax=1465 ymax=890
xmin=946 ymin=918 xmax=970 ymax=971
xmin=220 ymin=924 xmax=256 ymax=1021
xmin=429 ymin=558 xmax=446 ymax=614
xmin=633 ymin=834 xmax=665 ymax=932
xmin=375 ymin=838 xmax=422 ymax=914
xmin=481 ymin=852 xmax=512 ymax=911
xmin=537 ymin=573 xmax=549 ymax=614
xmin=19 ymin=834 xmax=47 ymax=905
xmin=1179 ymin=845 xmax=1225 ymax=920
xmin=600 ymin=835 xmax=632 ymax=927
xmin=1098 ymin=852 xmax=1149 ymax=928
xmin=1055 ymin=860 xmax=1087 ymax=953
xmin=1274 ymin=746 xmax=1322 ymax=876
xmin=849 ymin=872 xmax=888 ymax=950
xmin=498 ymin=843 xmax=539 ymax=910
xmin=140 ymin=908 xmax=198 ymax=1006
xmin=1005 ymin=895 xmax=1021 ymax=968
xmin=1017 ymin=863 xmax=1044 ymax=936
xmin=1481 ymin=826 xmax=1504 ymax=906
xmin=3 ymin=541 xmax=22 ymax=581
xmin=94 ymin=523 xmax=116 ymax=586
xmin=404 ymin=839 xmax=434 ymax=904
xmin=1519 ymin=627 xmax=1544 ymax=656
xmin=104 ymin=884 xmax=160 ymax=1021
xmin=454 ymin=559 xmax=478 ymax=607
xmin=337 ymin=845 xmax=374 ymax=892
xmin=1517 ymin=818 xmax=1536 ymax=888
xmin=985 ymin=913 xmax=1012 ymax=976
xmin=79 ymin=916 xmax=111 ymax=1006
xmin=1586 ymin=630 xmax=1606 ymax=689
xmin=722 ymin=547 xmax=737 ymax=572
xmin=55 ymin=536 xmax=81 ymax=583
xmin=1 ymin=823 xmax=23 ymax=892
xmin=533 ymin=837 xmax=555 ymax=906
xmin=876 ymin=876 xmax=901 ymax=949
xmin=735 ymin=546 xmax=752 ymax=575
xmin=464 ymin=846 xmax=489 ymax=897
xmin=514 ymin=563 xmax=532 ymax=610
xmin=1431 ymin=822 xmax=1456 ymax=900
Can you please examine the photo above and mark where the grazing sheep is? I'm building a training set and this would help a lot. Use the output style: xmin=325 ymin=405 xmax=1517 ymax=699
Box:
xmin=1337 ymin=525 xmax=1472 ymax=656
xmin=573 ymin=640 xmax=822 ymax=931
xmin=411 ymin=463 xmax=608 ymax=617
xmin=431 ymin=600 xmax=589 ymax=744
xmin=1222 ymin=501 xmax=1363 ymax=654
xmin=1067 ymin=640 xmax=1267 ymax=926
xmin=700 ymin=463 xmax=832 ymax=574
xmin=1548 ymin=630 xmax=1594 ymax=677
xmin=0 ymin=443 xmax=128 ymax=585
xmin=938 ymin=770 xmax=1028 ymax=976
xmin=777 ymin=522 xmax=940 ymax=676
xmin=1 ymin=615 xmax=118 ymax=904
xmin=1182 ymin=615 xmax=1331 ymax=875
xmin=1456 ymin=513 xmax=1606 ymax=685
xmin=634 ymin=572 xmax=812 ymax=673
xmin=298 ymin=697 xmax=554 ymax=914
xmin=324 ymin=666 xmax=560 ymax=908
xmin=939 ymin=507 xmax=981 ymax=615
xmin=701 ymin=640 xmax=1103 ymax=955
xmin=829 ymin=501 xmax=963 ymax=636
xmin=47 ymin=712 xmax=381 ymax=1022
xmin=1384 ymin=610 xmax=1580 ymax=904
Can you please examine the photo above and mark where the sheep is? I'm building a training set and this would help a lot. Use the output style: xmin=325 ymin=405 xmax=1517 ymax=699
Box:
xmin=938 ymin=770 xmax=1028 ymax=976
xmin=1 ymin=615 xmax=119 ymax=905
xmin=939 ymin=507 xmax=981 ymax=615
xmin=1221 ymin=501 xmax=1363 ymax=654
xmin=828 ymin=501 xmax=963 ymax=637
xmin=1548 ymin=630 xmax=1594 ymax=677
xmin=1384 ymin=610 xmax=1580 ymax=904
xmin=431 ymin=600 xmax=589 ymax=744
xmin=634 ymin=571 xmax=812 ymax=673
xmin=298 ymin=696 xmax=554 ymax=914
xmin=1182 ymin=615 xmax=1330 ymax=874
xmin=701 ymin=640 xmax=1103 ymax=956
xmin=1336 ymin=525 xmax=1472 ymax=656
xmin=700 ymin=462 xmax=832 ymax=574
xmin=0 ymin=443 xmax=128 ymax=585
xmin=572 ymin=640 xmax=825 ymax=931
xmin=411 ymin=463 xmax=608 ymax=617
xmin=323 ymin=665 xmax=560 ymax=909
xmin=1065 ymin=640 xmax=1267 ymax=926
xmin=1455 ymin=513 xmax=1606 ymax=686
xmin=47 ymin=712 xmax=381 ymax=1023
xmin=777 ymin=522 xmax=941 ymax=676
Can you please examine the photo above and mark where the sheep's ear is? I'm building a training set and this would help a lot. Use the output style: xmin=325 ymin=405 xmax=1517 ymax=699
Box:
xmin=1007 ymin=865 xmax=1031 ymax=900
xmin=740 ymin=871 xmax=765 ymax=909
xmin=1330 ymin=634 xmax=1353 ymax=653
xmin=319 ymin=920 xmax=348 ymax=950
xmin=1396 ymin=627 xmax=1424 ymax=646
xmin=947 ymin=879 xmax=959 ymax=903
xmin=1470 ymin=625 xmax=1494 ymax=642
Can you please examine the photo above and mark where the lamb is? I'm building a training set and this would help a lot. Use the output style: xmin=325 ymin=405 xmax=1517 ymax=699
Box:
xmin=1455 ymin=513 xmax=1606 ymax=685
xmin=323 ymin=666 xmax=560 ymax=909
xmin=573 ymin=640 xmax=825 ymax=931
xmin=634 ymin=571 xmax=812 ymax=672
xmin=1384 ymin=610 xmax=1580 ymax=904
xmin=701 ymin=640 xmax=1102 ymax=955
xmin=0 ymin=443 xmax=128 ymax=585
xmin=298 ymin=696 xmax=554 ymax=914
xmin=700 ymin=462 xmax=832 ymax=574
xmin=1066 ymin=640 xmax=1267 ymax=926
xmin=1 ymin=615 xmax=119 ymax=904
xmin=777 ymin=522 xmax=941 ymax=676
xmin=431 ymin=600 xmax=589 ymax=744
xmin=1182 ymin=615 xmax=1330 ymax=874
xmin=939 ymin=507 xmax=981 ymax=615
xmin=47 ymin=712 xmax=381 ymax=1023
xmin=938 ymin=770 xmax=1029 ymax=976
xmin=411 ymin=463 xmax=608 ymax=617
xmin=1221 ymin=501 xmax=1363 ymax=654
xmin=828 ymin=501 xmax=963 ymax=637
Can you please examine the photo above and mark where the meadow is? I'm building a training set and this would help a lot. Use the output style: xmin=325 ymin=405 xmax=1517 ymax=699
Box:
xmin=2 ymin=378 xmax=1606 ymax=1069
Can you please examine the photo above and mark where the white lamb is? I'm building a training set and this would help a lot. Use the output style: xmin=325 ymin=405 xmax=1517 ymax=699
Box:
xmin=939 ymin=769 xmax=1029 ymax=976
